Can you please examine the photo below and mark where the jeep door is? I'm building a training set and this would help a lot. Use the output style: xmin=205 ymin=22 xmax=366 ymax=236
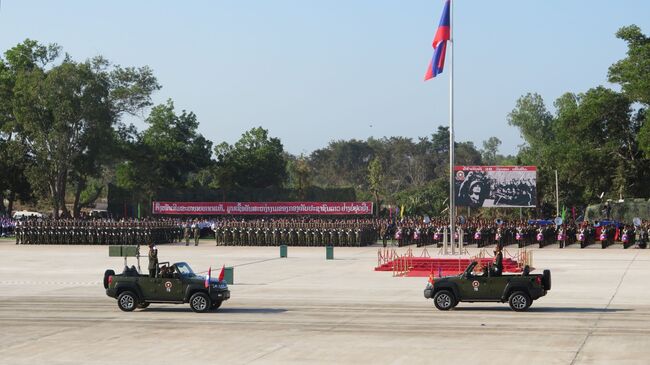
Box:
xmin=458 ymin=274 xmax=491 ymax=300
xmin=488 ymin=276 xmax=509 ymax=299
xmin=156 ymin=267 xmax=184 ymax=301
xmin=138 ymin=277 xmax=159 ymax=299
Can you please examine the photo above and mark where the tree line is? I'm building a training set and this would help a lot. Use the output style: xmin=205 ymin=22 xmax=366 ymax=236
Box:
xmin=0 ymin=25 xmax=648 ymax=218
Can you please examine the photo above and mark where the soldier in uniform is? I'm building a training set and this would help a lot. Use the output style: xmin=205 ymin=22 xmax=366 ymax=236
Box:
xmin=232 ymin=227 xmax=240 ymax=246
xmin=253 ymin=225 xmax=260 ymax=246
xmin=148 ymin=243 xmax=158 ymax=277
xmin=380 ymin=225 xmax=387 ymax=247
xmin=492 ymin=245 xmax=503 ymax=276
xmin=224 ymin=225 xmax=233 ymax=246
xmin=193 ymin=221 xmax=200 ymax=246
xmin=211 ymin=221 xmax=218 ymax=246
xmin=14 ymin=221 xmax=22 ymax=245
xmin=184 ymin=223 xmax=191 ymax=246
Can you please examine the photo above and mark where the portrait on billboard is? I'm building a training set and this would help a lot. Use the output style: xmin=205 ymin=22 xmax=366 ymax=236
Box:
xmin=454 ymin=166 xmax=537 ymax=208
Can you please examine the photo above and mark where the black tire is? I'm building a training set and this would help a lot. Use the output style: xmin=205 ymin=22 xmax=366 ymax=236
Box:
xmin=117 ymin=291 xmax=138 ymax=312
xmin=189 ymin=292 xmax=211 ymax=313
xmin=137 ymin=302 xmax=150 ymax=309
xmin=433 ymin=290 xmax=456 ymax=311
xmin=508 ymin=291 xmax=531 ymax=312
xmin=542 ymin=270 xmax=551 ymax=290
xmin=103 ymin=269 xmax=115 ymax=289
xmin=211 ymin=300 xmax=223 ymax=310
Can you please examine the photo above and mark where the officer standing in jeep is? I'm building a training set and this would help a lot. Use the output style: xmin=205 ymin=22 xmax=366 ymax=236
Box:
xmin=148 ymin=243 xmax=158 ymax=277
xmin=492 ymin=245 xmax=503 ymax=276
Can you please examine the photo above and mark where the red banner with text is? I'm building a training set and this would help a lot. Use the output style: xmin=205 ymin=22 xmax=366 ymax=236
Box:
xmin=152 ymin=201 xmax=374 ymax=215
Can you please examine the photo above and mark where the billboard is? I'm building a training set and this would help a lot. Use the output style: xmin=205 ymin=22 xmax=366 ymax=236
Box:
xmin=152 ymin=201 xmax=373 ymax=215
xmin=454 ymin=166 xmax=537 ymax=208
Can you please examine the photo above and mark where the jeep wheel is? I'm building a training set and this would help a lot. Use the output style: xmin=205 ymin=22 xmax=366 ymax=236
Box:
xmin=103 ymin=269 xmax=115 ymax=289
xmin=508 ymin=291 xmax=531 ymax=312
xmin=211 ymin=300 xmax=223 ymax=310
xmin=117 ymin=291 xmax=137 ymax=312
xmin=137 ymin=302 xmax=150 ymax=309
xmin=190 ymin=292 xmax=211 ymax=313
xmin=433 ymin=290 xmax=456 ymax=311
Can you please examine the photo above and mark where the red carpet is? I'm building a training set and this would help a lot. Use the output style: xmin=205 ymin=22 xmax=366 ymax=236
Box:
xmin=375 ymin=257 xmax=522 ymax=277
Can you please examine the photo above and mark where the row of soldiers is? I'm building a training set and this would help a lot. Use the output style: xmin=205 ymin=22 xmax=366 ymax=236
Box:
xmin=389 ymin=222 xmax=648 ymax=249
xmin=12 ymin=218 xmax=379 ymax=247
xmin=213 ymin=225 xmax=377 ymax=246
xmin=15 ymin=220 xmax=182 ymax=245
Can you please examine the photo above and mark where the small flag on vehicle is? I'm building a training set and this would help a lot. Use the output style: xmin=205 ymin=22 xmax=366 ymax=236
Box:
xmin=204 ymin=266 xmax=211 ymax=288
xmin=218 ymin=265 xmax=225 ymax=281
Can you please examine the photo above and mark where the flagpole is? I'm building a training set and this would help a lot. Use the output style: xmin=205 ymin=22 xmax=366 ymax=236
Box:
xmin=448 ymin=0 xmax=456 ymax=255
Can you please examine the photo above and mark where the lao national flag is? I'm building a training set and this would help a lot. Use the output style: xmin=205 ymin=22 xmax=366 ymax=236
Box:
xmin=204 ymin=267 xmax=211 ymax=288
xmin=424 ymin=0 xmax=451 ymax=81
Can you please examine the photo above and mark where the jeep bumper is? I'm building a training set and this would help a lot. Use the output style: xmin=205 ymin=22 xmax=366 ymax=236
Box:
xmin=106 ymin=288 xmax=117 ymax=298
xmin=530 ymin=287 xmax=546 ymax=300
xmin=424 ymin=288 xmax=433 ymax=299
xmin=210 ymin=289 xmax=230 ymax=302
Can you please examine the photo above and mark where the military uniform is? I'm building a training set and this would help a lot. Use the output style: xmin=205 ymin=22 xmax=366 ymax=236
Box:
xmin=148 ymin=245 xmax=158 ymax=277
xmin=184 ymin=225 xmax=191 ymax=246
xmin=193 ymin=223 xmax=200 ymax=246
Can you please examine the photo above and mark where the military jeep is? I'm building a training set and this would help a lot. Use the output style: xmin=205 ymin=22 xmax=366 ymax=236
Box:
xmin=104 ymin=262 xmax=230 ymax=313
xmin=424 ymin=261 xmax=550 ymax=311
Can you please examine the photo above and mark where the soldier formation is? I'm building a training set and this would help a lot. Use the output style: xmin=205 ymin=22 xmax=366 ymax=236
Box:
xmin=211 ymin=218 xmax=378 ymax=246
xmin=6 ymin=215 xmax=649 ymax=249
xmin=14 ymin=219 xmax=181 ymax=245
xmin=390 ymin=218 xmax=649 ymax=249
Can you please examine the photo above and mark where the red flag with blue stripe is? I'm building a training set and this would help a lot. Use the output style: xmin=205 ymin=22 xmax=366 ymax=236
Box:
xmin=424 ymin=0 xmax=451 ymax=80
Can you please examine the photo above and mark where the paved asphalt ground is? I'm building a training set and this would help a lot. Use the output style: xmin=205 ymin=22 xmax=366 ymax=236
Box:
xmin=0 ymin=239 xmax=649 ymax=365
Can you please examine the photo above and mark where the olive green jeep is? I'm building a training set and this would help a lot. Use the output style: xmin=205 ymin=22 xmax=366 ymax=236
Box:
xmin=424 ymin=261 xmax=550 ymax=311
xmin=104 ymin=262 xmax=230 ymax=313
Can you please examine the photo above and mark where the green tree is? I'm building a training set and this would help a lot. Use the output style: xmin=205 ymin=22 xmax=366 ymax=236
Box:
xmin=608 ymin=25 xmax=650 ymax=106
xmin=481 ymin=137 xmax=502 ymax=165
xmin=287 ymin=154 xmax=311 ymax=199
xmin=7 ymin=40 xmax=160 ymax=217
xmin=215 ymin=127 xmax=287 ymax=189
xmin=608 ymin=25 xmax=650 ymax=158
xmin=0 ymin=41 xmax=53 ymax=215
xmin=393 ymin=179 xmax=448 ymax=217
xmin=116 ymin=100 xmax=214 ymax=195
xmin=368 ymin=157 xmax=384 ymax=216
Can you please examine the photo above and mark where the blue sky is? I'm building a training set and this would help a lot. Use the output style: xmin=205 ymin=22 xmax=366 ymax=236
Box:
xmin=1 ymin=0 xmax=648 ymax=156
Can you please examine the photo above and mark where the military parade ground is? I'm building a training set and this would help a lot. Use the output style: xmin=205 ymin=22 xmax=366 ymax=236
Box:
xmin=0 ymin=238 xmax=649 ymax=365
xmin=2 ymin=0 xmax=650 ymax=364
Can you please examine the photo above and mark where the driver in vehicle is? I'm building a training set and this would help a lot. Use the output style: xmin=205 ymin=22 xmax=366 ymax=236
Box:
xmin=159 ymin=265 xmax=173 ymax=278
xmin=469 ymin=262 xmax=488 ymax=277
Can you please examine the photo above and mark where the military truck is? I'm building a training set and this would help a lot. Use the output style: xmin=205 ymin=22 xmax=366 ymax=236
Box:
xmin=104 ymin=262 xmax=230 ymax=313
xmin=424 ymin=261 xmax=550 ymax=311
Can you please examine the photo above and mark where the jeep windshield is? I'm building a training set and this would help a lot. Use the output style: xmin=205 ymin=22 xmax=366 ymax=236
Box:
xmin=175 ymin=262 xmax=196 ymax=278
